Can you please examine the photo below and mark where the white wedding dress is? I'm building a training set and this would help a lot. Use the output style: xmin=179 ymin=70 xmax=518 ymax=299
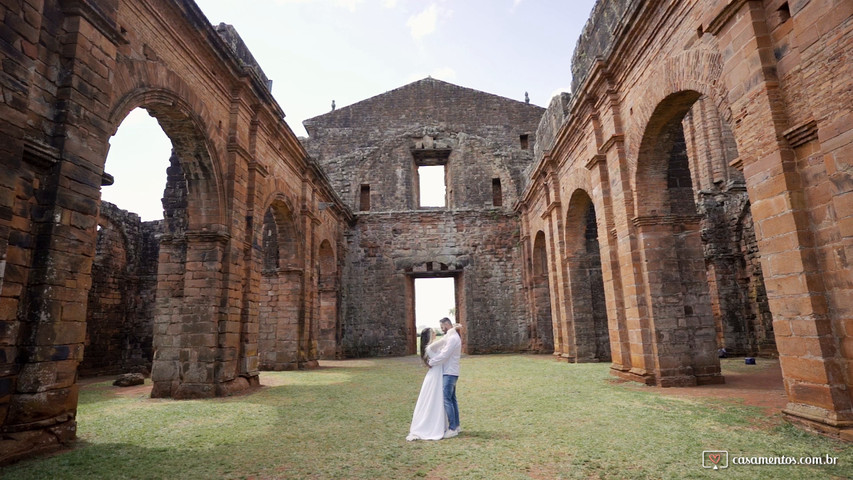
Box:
xmin=406 ymin=340 xmax=448 ymax=441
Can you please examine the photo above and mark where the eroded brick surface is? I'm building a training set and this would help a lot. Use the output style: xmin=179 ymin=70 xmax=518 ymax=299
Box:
xmin=80 ymin=202 xmax=161 ymax=376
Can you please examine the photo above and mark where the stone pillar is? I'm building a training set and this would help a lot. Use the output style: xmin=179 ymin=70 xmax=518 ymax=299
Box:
xmin=151 ymin=231 xmax=228 ymax=399
xmin=586 ymin=153 xmax=631 ymax=373
xmin=604 ymin=136 xmax=656 ymax=383
xmin=713 ymin=0 xmax=853 ymax=434
xmin=1 ymin=0 xmax=121 ymax=463
xmin=543 ymin=169 xmax=564 ymax=356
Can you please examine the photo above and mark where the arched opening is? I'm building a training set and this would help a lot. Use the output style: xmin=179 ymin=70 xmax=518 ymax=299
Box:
xmin=531 ymin=231 xmax=554 ymax=353
xmin=258 ymin=201 xmax=306 ymax=370
xmin=635 ymin=91 xmax=721 ymax=386
xmin=104 ymin=95 xmax=229 ymax=399
xmin=565 ymin=190 xmax=611 ymax=362
xmin=680 ymin=96 xmax=775 ymax=359
xmin=317 ymin=239 xmax=339 ymax=359
xmin=730 ymin=205 xmax=775 ymax=355
xmin=83 ymin=108 xmax=170 ymax=378
xmin=635 ymin=91 xmax=773 ymax=386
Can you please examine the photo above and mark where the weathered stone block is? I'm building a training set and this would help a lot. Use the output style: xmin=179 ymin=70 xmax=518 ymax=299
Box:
xmin=112 ymin=373 xmax=145 ymax=387
xmin=5 ymin=386 xmax=78 ymax=426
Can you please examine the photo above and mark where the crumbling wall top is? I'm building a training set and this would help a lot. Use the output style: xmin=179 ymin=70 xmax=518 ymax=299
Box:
xmin=570 ymin=0 xmax=642 ymax=95
xmin=532 ymin=92 xmax=572 ymax=164
xmin=215 ymin=23 xmax=273 ymax=90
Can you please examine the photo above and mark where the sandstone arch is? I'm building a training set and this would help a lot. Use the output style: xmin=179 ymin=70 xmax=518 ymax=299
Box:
xmin=519 ymin=0 xmax=852 ymax=438
xmin=564 ymin=189 xmax=611 ymax=363
xmin=633 ymin=90 xmax=724 ymax=387
xmin=317 ymin=239 xmax=339 ymax=359
xmin=0 ymin=0 xmax=350 ymax=461
xmin=258 ymin=199 xmax=307 ymax=370
xmin=531 ymin=230 xmax=554 ymax=353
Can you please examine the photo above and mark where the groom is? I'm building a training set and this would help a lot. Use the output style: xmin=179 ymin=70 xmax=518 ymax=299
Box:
xmin=428 ymin=317 xmax=461 ymax=438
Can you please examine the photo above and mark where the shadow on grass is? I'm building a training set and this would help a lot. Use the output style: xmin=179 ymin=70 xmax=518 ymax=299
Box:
xmin=2 ymin=441 xmax=245 ymax=480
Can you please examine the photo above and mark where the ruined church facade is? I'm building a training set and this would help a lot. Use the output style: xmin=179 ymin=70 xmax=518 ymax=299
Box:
xmin=303 ymin=78 xmax=546 ymax=356
xmin=1 ymin=0 xmax=851 ymax=465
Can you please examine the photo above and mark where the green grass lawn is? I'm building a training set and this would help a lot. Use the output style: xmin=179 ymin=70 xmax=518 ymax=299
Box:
xmin=2 ymin=355 xmax=851 ymax=479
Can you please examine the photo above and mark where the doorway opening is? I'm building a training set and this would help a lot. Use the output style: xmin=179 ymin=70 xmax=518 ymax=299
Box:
xmin=407 ymin=274 xmax=462 ymax=354
xmin=415 ymin=277 xmax=456 ymax=331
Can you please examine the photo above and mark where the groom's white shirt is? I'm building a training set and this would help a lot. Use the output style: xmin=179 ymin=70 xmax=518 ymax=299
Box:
xmin=428 ymin=328 xmax=461 ymax=376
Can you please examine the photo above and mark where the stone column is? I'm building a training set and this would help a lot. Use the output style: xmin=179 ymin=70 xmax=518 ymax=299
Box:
xmin=1 ymin=0 xmax=121 ymax=462
xmin=151 ymin=230 xmax=229 ymax=399
xmin=712 ymin=0 xmax=853 ymax=434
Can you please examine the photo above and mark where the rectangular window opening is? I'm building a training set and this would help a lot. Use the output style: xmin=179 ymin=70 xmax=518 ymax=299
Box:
xmin=519 ymin=134 xmax=529 ymax=150
xmin=359 ymin=184 xmax=370 ymax=211
xmin=492 ymin=178 xmax=503 ymax=207
xmin=418 ymin=165 xmax=446 ymax=208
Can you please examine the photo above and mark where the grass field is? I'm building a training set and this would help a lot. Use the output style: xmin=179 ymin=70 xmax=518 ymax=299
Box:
xmin=2 ymin=355 xmax=850 ymax=479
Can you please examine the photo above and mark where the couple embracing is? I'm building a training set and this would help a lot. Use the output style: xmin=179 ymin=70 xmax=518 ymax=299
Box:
xmin=406 ymin=317 xmax=462 ymax=441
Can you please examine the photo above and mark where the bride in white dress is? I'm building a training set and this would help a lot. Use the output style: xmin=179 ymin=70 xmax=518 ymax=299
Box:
xmin=406 ymin=328 xmax=449 ymax=441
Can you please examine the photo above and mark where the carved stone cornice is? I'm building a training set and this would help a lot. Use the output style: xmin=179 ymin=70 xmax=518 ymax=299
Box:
xmin=729 ymin=157 xmax=743 ymax=171
xmin=23 ymin=139 xmax=60 ymax=171
xmin=226 ymin=137 xmax=252 ymax=159
xmin=541 ymin=200 xmax=561 ymax=220
xmin=706 ymin=0 xmax=750 ymax=36
xmin=783 ymin=119 xmax=818 ymax=149
xmin=185 ymin=229 xmax=231 ymax=245
xmin=632 ymin=214 xmax=702 ymax=228
xmin=248 ymin=160 xmax=269 ymax=178
xmin=600 ymin=134 xmax=624 ymax=153
xmin=585 ymin=154 xmax=607 ymax=171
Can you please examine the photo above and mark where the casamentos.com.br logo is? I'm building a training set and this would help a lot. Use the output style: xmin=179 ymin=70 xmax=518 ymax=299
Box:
xmin=702 ymin=450 xmax=839 ymax=470
xmin=702 ymin=451 xmax=728 ymax=470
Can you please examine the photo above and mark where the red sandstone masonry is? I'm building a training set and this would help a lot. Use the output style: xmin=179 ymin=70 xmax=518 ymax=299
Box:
xmin=0 ymin=0 xmax=350 ymax=464
xmin=519 ymin=0 xmax=852 ymax=437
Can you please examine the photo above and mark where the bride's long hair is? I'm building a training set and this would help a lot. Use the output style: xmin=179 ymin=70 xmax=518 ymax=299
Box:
xmin=419 ymin=328 xmax=433 ymax=367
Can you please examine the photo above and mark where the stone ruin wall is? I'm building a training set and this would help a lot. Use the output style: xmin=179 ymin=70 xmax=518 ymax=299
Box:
xmin=533 ymin=0 xmax=775 ymax=360
xmin=342 ymin=209 xmax=528 ymax=356
xmin=1 ymin=0 xmax=850 ymax=465
xmin=304 ymin=79 xmax=545 ymax=355
xmin=80 ymin=202 xmax=162 ymax=376
xmin=522 ymin=0 xmax=853 ymax=435
xmin=0 ymin=0 xmax=352 ymax=463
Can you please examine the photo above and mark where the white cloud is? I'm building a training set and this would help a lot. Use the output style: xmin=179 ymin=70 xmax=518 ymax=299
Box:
xmin=383 ymin=0 xmax=398 ymax=7
xmin=430 ymin=66 xmax=457 ymax=81
xmin=336 ymin=0 xmax=363 ymax=11
xmin=271 ymin=0 xmax=363 ymax=11
xmin=406 ymin=66 xmax=456 ymax=83
xmin=406 ymin=4 xmax=438 ymax=39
